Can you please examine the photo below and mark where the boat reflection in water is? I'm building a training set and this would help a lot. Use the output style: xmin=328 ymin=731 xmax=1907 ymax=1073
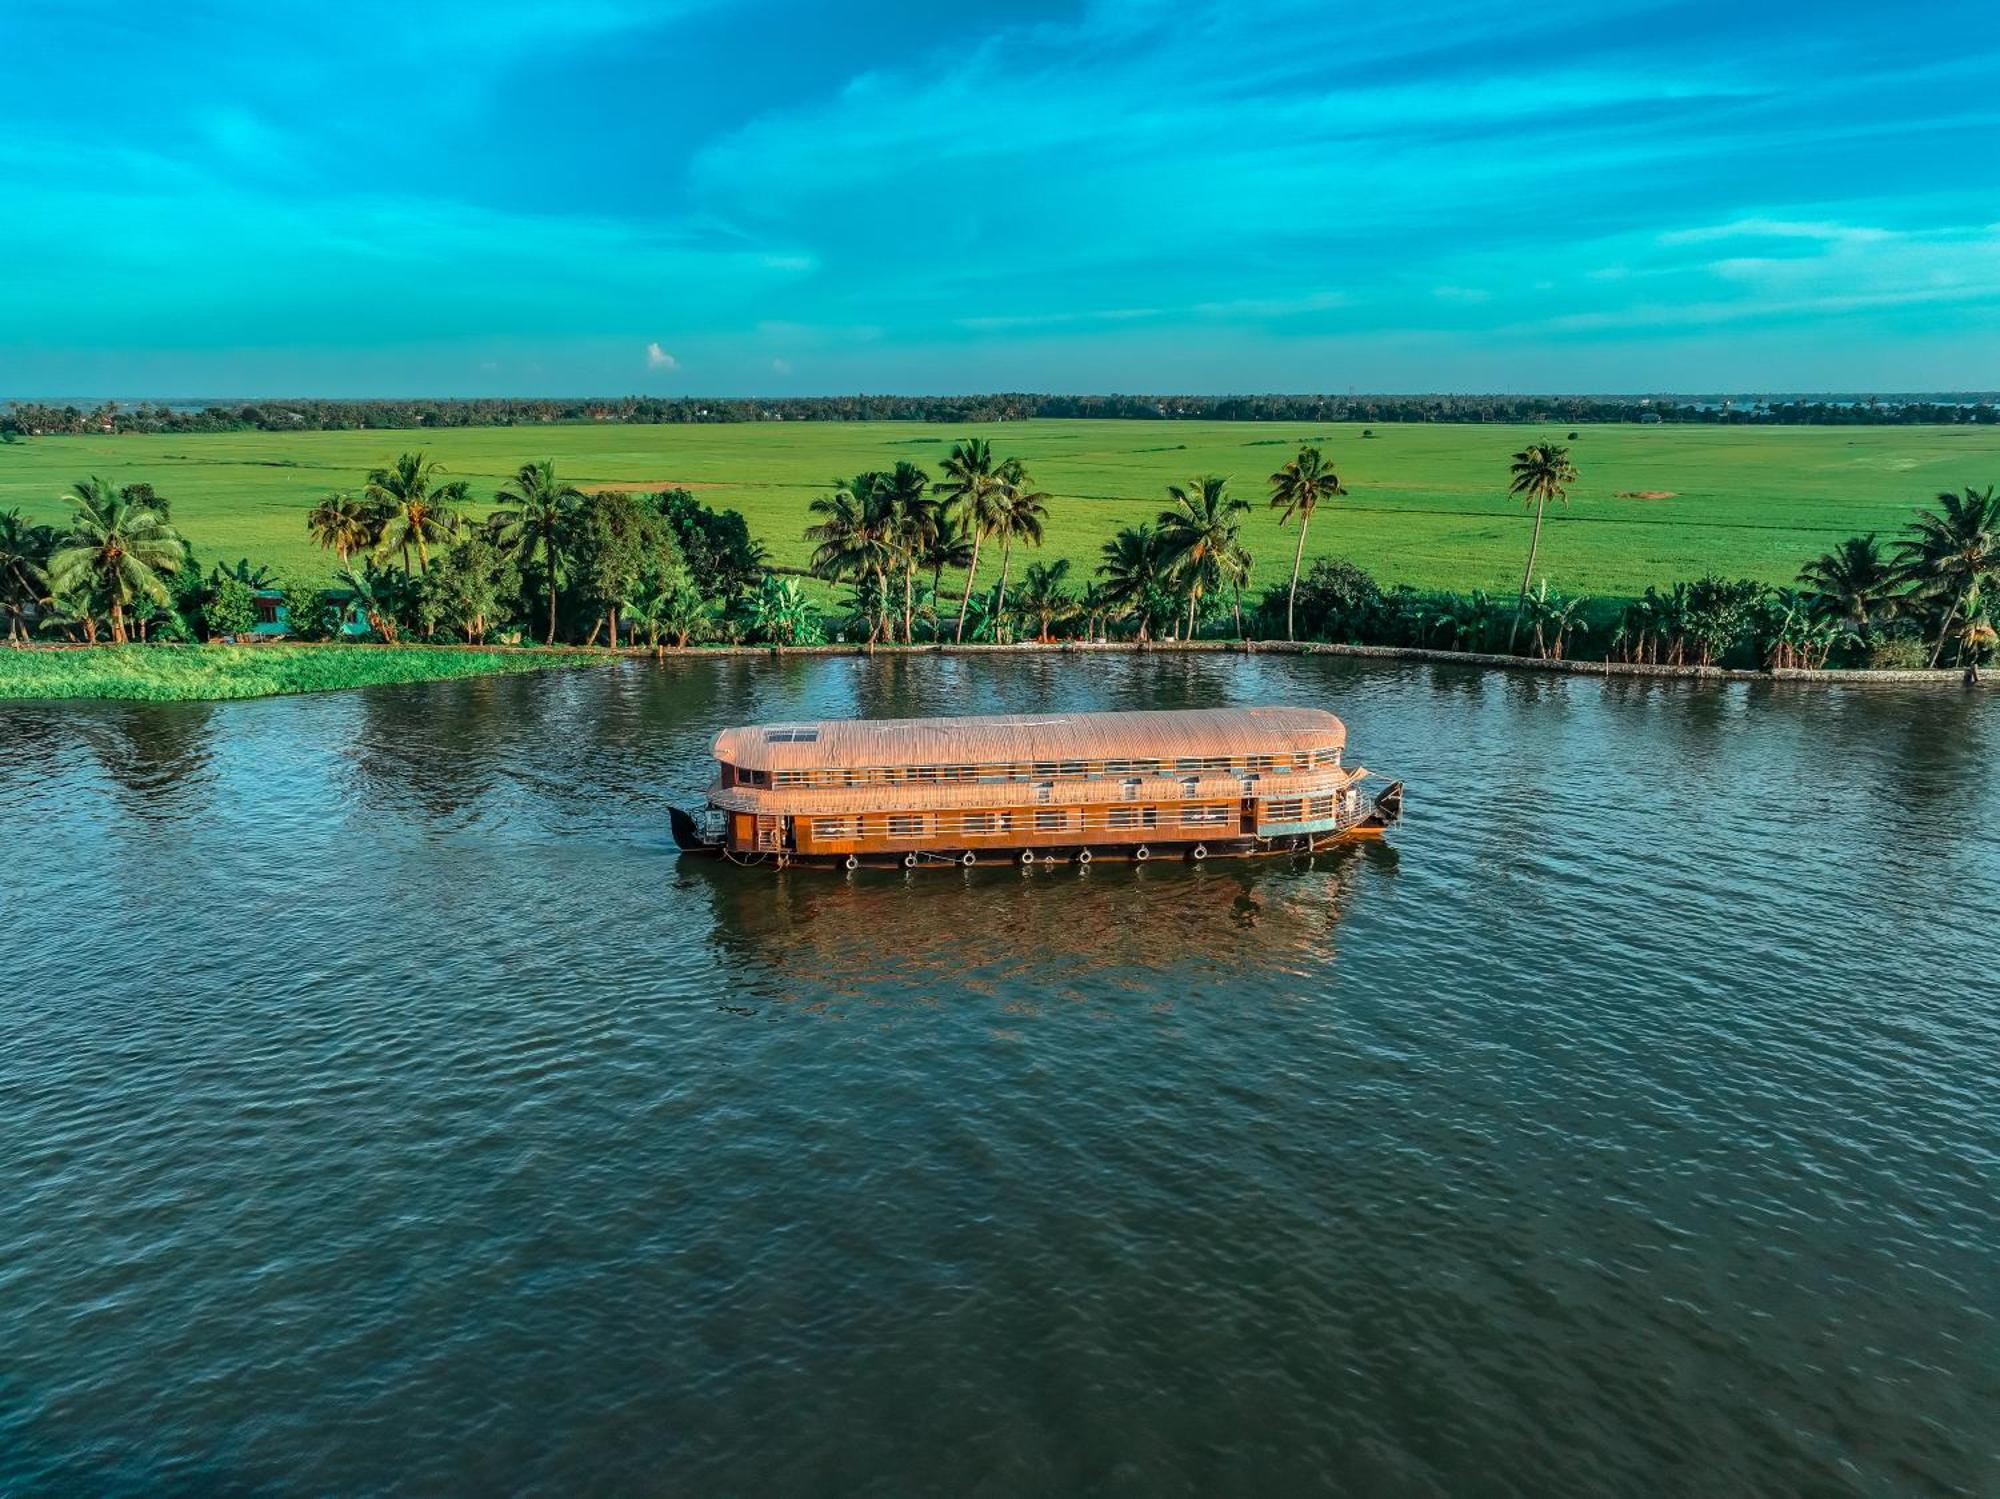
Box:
xmin=684 ymin=840 xmax=1398 ymax=1019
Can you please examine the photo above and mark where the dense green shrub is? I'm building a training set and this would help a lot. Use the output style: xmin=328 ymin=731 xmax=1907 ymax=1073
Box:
xmin=0 ymin=645 xmax=604 ymax=702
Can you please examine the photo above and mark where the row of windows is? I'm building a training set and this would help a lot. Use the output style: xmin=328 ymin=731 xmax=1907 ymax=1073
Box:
xmin=1262 ymin=795 xmax=1343 ymax=824
xmin=757 ymin=746 xmax=1341 ymax=789
xmin=809 ymin=803 xmax=1239 ymax=841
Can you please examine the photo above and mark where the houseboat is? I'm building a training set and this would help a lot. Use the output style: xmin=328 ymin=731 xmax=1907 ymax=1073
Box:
xmin=670 ymin=705 xmax=1402 ymax=870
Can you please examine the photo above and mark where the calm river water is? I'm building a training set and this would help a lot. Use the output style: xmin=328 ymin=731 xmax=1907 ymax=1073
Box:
xmin=2 ymin=655 xmax=1996 ymax=1496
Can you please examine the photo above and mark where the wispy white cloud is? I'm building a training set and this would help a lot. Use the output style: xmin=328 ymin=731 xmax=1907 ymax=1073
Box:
xmin=645 ymin=342 xmax=678 ymax=370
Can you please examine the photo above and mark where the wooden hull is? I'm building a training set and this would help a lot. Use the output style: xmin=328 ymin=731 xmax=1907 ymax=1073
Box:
xmin=673 ymin=782 xmax=1403 ymax=871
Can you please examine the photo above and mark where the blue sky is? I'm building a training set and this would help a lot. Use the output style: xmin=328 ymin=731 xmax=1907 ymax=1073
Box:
xmin=4 ymin=0 xmax=1999 ymax=395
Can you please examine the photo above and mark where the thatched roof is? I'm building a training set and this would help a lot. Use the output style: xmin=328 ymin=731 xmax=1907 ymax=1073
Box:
xmin=712 ymin=705 xmax=1344 ymax=773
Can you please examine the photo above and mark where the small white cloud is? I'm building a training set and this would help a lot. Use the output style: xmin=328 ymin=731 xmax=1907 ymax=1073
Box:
xmin=645 ymin=341 xmax=678 ymax=371
xmin=1660 ymin=218 xmax=1895 ymax=248
xmin=771 ymin=357 xmax=793 ymax=375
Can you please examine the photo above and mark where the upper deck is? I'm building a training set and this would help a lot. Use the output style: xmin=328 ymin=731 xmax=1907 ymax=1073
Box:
xmin=712 ymin=706 xmax=1344 ymax=778
xmin=705 ymin=706 xmax=1354 ymax=818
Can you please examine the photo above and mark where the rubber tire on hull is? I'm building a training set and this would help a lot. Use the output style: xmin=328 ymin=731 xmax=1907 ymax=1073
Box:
xmin=1077 ymin=849 xmax=1092 ymax=864
xmin=961 ymin=851 xmax=977 ymax=867
xmin=1134 ymin=846 xmax=1149 ymax=862
xmin=903 ymin=852 xmax=919 ymax=868
xmin=844 ymin=854 xmax=859 ymax=871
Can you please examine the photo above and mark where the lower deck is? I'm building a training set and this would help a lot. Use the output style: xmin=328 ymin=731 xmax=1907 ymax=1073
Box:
xmin=676 ymin=781 xmax=1404 ymax=868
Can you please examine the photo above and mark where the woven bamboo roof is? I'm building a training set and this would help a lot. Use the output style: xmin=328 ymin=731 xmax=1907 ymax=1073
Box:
xmin=712 ymin=705 xmax=1345 ymax=773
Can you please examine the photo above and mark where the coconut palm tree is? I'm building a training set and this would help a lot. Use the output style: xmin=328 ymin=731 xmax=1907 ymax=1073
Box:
xmin=1159 ymin=475 xmax=1250 ymax=641
xmin=0 ymin=508 xmax=52 ymax=643
xmin=488 ymin=460 xmax=584 ymax=645
xmin=1944 ymin=596 xmax=1997 ymax=680
xmin=1097 ymin=523 xmax=1168 ymax=641
xmin=1267 ymin=446 xmax=1344 ymax=641
xmin=44 ymin=477 xmax=187 ymax=644
xmin=366 ymin=452 xmax=467 ymax=575
xmin=879 ymin=460 xmax=934 ymax=644
xmin=1013 ymin=558 xmax=1077 ymax=642
xmin=1797 ymin=533 xmax=1898 ymax=633
xmin=935 ymin=438 xmax=1007 ymax=643
xmin=806 ymin=475 xmax=897 ymax=645
xmin=987 ymin=459 xmax=1049 ymax=642
xmin=919 ymin=500 xmax=975 ymax=637
xmin=1076 ymin=581 xmax=1112 ymax=642
xmin=1507 ymin=442 xmax=1579 ymax=650
xmin=306 ymin=491 xmax=376 ymax=564
xmin=1892 ymin=486 xmax=2000 ymax=666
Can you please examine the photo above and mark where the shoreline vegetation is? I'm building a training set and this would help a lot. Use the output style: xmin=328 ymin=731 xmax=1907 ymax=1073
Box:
xmin=0 ymin=644 xmax=604 ymax=702
xmin=2 ymin=428 xmax=1994 ymax=699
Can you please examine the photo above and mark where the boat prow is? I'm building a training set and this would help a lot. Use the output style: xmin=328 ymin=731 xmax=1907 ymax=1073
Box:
xmin=669 ymin=805 xmax=723 ymax=855
xmin=1368 ymin=780 xmax=1404 ymax=829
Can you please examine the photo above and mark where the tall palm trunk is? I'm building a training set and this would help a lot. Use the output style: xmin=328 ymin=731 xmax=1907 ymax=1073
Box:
xmin=1286 ymin=515 xmax=1310 ymax=641
xmin=874 ymin=565 xmax=890 ymax=646
xmin=954 ymin=533 xmax=984 ymax=643
xmin=109 ymin=598 xmax=127 ymax=644
xmin=542 ymin=532 xmax=559 ymax=645
xmin=993 ymin=537 xmax=1016 ymax=643
xmin=903 ymin=564 xmax=915 ymax=644
xmin=1509 ymin=496 xmax=1548 ymax=651
xmin=608 ymin=606 xmax=619 ymax=650
xmin=1929 ymin=581 xmax=1970 ymax=667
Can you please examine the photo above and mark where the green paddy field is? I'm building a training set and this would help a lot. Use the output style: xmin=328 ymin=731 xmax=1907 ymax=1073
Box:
xmin=4 ymin=420 xmax=1994 ymax=598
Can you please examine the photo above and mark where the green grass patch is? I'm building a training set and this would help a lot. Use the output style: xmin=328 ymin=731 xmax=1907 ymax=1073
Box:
xmin=0 ymin=644 xmax=606 ymax=702
xmin=3 ymin=419 xmax=1995 ymax=598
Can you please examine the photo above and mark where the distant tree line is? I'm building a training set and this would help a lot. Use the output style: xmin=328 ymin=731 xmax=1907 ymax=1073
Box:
xmin=5 ymin=392 xmax=1996 ymax=437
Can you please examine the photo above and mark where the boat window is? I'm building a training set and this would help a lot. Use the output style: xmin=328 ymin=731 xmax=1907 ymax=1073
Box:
xmin=1058 ymin=761 xmax=1086 ymax=777
xmin=1309 ymin=796 xmax=1336 ymax=819
xmin=1034 ymin=808 xmax=1068 ymax=831
xmin=1180 ymin=805 xmax=1228 ymax=826
xmin=764 ymin=727 xmax=820 ymax=744
xmin=963 ymin=812 xmax=998 ymax=834
xmin=1264 ymin=798 xmax=1303 ymax=822
xmin=1120 ymin=778 xmax=1141 ymax=800
xmin=1034 ymin=781 xmax=1054 ymax=803
xmin=1247 ymin=755 xmax=1273 ymax=772
xmin=1179 ymin=776 xmax=1199 ymax=797
xmin=887 ymin=814 xmax=925 ymax=838
xmin=814 ymin=817 xmax=855 ymax=839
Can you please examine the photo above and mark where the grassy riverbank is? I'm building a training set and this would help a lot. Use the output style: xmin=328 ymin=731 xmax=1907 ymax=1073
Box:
xmin=0 ymin=645 xmax=606 ymax=702
xmin=7 ymin=420 xmax=1996 ymax=596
